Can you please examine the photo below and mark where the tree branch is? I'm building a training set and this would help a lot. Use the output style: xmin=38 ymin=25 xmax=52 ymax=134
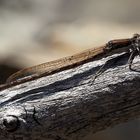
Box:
xmin=0 ymin=52 xmax=140 ymax=140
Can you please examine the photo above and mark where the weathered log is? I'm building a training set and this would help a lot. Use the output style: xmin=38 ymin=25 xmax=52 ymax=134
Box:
xmin=0 ymin=52 xmax=140 ymax=140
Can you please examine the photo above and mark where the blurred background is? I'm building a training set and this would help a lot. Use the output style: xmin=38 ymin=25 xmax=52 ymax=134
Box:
xmin=0 ymin=0 xmax=140 ymax=139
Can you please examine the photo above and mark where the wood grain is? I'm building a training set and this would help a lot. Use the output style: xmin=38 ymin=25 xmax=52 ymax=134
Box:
xmin=0 ymin=52 xmax=139 ymax=140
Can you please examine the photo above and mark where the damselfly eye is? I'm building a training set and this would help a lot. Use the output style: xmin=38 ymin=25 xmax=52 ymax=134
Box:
xmin=133 ymin=33 xmax=140 ymax=39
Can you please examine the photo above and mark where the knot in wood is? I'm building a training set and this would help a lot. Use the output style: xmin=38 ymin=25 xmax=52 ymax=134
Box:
xmin=3 ymin=115 xmax=20 ymax=132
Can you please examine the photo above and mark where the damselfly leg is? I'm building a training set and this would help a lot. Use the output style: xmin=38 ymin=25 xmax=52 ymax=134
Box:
xmin=93 ymin=33 xmax=140 ymax=81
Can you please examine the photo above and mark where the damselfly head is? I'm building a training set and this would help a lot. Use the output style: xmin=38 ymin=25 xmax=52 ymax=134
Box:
xmin=132 ymin=34 xmax=140 ymax=45
xmin=132 ymin=33 xmax=140 ymax=56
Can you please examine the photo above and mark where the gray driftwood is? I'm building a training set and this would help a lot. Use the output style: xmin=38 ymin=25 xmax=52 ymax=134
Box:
xmin=0 ymin=52 xmax=140 ymax=140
